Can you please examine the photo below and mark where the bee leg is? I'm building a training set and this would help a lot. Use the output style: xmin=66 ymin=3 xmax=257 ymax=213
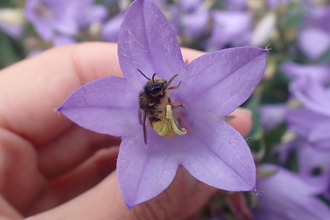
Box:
xmin=170 ymin=99 xmax=188 ymax=109
xmin=168 ymin=81 xmax=181 ymax=90
xmin=165 ymin=74 xmax=179 ymax=90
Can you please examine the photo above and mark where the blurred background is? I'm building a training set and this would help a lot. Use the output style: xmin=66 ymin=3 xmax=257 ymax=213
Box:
xmin=1 ymin=0 xmax=330 ymax=219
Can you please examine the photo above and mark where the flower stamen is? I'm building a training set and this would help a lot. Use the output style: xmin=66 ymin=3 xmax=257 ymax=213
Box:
xmin=157 ymin=120 xmax=169 ymax=136
xmin=166 ymin=105 xmax=187 ymax=135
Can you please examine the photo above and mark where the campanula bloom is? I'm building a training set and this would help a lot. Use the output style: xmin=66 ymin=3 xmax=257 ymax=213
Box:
xmin=259 ymin=104 xmax=287 ymax=131
xmin=281 ymin=61 xmax=330 ymax=84
xmin=24 ymin=0 xmax=78 ymax=41
xmin=205 ymin=10 xmax=252 ymax=51
xmin=254 ymin=164 xmax=330 ymax=220
xmin=58 ymin=0 xmax=267 ymax=208
xmin=287 ymin=109 xmax=330 ymax=150
xmin=75 ymin=0 xmax=108 ymax=28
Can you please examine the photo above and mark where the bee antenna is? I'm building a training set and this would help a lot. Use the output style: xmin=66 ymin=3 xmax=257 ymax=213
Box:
xmin=137 ymin=69 xmax=150 ymax=80
xmin=152 ymin=73 xmax=156 ymax=83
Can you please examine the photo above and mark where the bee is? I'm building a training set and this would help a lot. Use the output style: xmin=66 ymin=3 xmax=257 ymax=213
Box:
xmin=138 ymin=69 xmax=181 ymax=144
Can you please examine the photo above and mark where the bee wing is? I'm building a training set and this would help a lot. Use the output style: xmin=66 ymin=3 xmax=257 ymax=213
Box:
xmin=138 ymin=108 xmax=144 ymax=125
xmin=139 ymin=108 xmax=147 ymax=144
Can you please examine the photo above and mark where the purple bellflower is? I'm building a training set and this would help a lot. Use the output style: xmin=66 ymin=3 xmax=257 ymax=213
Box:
xmin=298 ymin=3 xmax=330 ymax=60
xmin=75 ymin=0 xmax=108 ymax=28
xmin=58 ymin=0 xmax=267 ymax=208
xmin=254 ymin=164 xmax=330 ymax=220
xmin=259 ymin=104 xmax=287 ymax=131
xmin=287 ymin=109 xmax=330 ymax=151
xmin=205 ymin=10 xmax=252 ymax=51
xmin=298 ymin=143 xmax=330 ymax=187
xmin=281 ymin=61 xmax=330 ymax=84
xmin=24 ymin=0 xmax=78 ymax=41
xmin=287 ymin=76 xmax=330 ymax=151
xmin=101 ymin=13 xmax=124 ymax=42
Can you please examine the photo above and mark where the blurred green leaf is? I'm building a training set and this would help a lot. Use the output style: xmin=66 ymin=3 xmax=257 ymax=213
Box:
xmin=0 ymin=31 xmax=23 ymax=68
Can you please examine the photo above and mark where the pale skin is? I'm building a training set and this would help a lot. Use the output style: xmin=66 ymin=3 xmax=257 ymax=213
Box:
xmin=0 ymin=43 xmax=253 ymax=220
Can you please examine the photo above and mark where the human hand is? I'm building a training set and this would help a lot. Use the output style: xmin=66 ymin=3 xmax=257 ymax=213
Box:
xmin=0 ymin=43 xmax=252 ymax=220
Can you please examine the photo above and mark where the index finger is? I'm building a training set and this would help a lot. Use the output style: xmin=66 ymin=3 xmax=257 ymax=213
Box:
xmin=0 ymin=43 xmax=122 ymax=146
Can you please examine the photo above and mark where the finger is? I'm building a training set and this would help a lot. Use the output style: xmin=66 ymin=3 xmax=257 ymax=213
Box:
xmin=0 ymin=128 xmax=46 ymax=213
xmin=0 ymin=43 xmax=122 ymax=146
xmin=227 ymin=108 xmax=252 ymax=138
xmin=25 ymin=147 xmax=119 ymax=217
xmin=38 ymin=125 xmax=120 ymax=179
xmin=26 ymin=108 xmax=252 ymax=220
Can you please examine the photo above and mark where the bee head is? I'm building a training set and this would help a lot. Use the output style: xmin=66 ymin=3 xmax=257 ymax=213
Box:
xmin=146 ymin=78 xmax=167 ymax=96
xmin=138 ymin=69 xmax=167 ymax=97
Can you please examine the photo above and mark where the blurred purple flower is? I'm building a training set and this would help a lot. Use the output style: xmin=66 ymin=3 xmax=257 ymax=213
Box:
xmin=26 ymin=49 xmax=43 ymax=58
xmin=254 ymin=164 xmax=330 ymax=220
xmin=0 ymin=23 xmax=24 ymax=39
xmin=281 ymin=61 xmax=330 ymax=84
xmin=52 ymin=35 xmax=76 ymax=46
xmin=298 ymin=28 xmax=330 ymax=60
xmin=75 ymin=0 xmax=108 ymax=28
xmin=206 ymin=11 xmax=252 ymax=51
xmin=298 ymin=143 xmax=330 ymax=182
xmin=290 ymin=77 xmax=330 ymax=117
xmin=273 ymin=136 xmax=305 ymax=163
xmin=267 ymin=0 xmax=289 ymax=9
xmin=58 ymin=0 xmax=267 ymax=208
xmin=287 ymin=109 xmax=330 ymax=151
xmin=180 ymin=3 xmax=209 ymax=38
xmin=101 ymin=13 xmax=124 ymax=42
xmin=24 ymin=0 xmax=78 ymax=41
xmin=224 ymin=0 xmax=247 ymax=11
xmin=298 ymin=4 xmax=330 ymax=60
xmin=259 ymin=104 xmax=287 ymax=131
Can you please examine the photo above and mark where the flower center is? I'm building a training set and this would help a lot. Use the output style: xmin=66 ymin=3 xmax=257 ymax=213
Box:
xmin=35 ymin=2 xmax=53 ymax=18
xmin=152 ymin=104 xmax=187 ymax=137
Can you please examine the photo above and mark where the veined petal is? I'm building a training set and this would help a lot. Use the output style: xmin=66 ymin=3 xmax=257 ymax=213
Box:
xmin=180 ymin=117 xmax=256 ymax=191
xmin=58 ymin=77 xmax=139 ymax=137
xmin=178 ymin=47 xmax=267 ymax=117
xmin=118 ymin=0 xmax=185 ymax=83
xmin=117 ymin=133 xmax=179 ymax=208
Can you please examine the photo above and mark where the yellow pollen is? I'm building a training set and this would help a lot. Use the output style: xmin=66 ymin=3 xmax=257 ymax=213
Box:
xmin=157 ymin=120 xmax=169 ymax=136
xmin=166 ymin=105 xmax=187 ymax=135
xmin=152 ymin=104 xmax=187 ymax=137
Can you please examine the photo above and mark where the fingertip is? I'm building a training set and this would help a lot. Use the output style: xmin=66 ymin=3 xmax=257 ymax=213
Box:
xmin=228 ymin=108 xmax=253 ymax=138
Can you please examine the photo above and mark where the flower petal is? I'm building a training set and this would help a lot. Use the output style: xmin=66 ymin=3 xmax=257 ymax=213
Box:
xmin=298 ymin=143 xmax=330 ymax=178
xmin=298 ymin=28 xmax=330 ymax=60
xmin=117 ymin=133 xmax=179 ymax=208
xmin=308 ymin=120 xmax=330 ymax=150
xmin=58 ymin=77 xmax=139 ymax=137
xmin=286 ymin=109 xmax=327 ymax=136
xmin=290 ymin=77 xmax=330 ymax=117
xmin=181 ymin=118 xmax=256 ymax=191
xmin=179 ymin=47 xmax=267 ymax=117
xmin=281 ymin=61 xmax=330 ymax=84
xmin=256 ymin=164 xmax=330 ymax=220
xmin=118 ymin=0 xmax=185 ymax=83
